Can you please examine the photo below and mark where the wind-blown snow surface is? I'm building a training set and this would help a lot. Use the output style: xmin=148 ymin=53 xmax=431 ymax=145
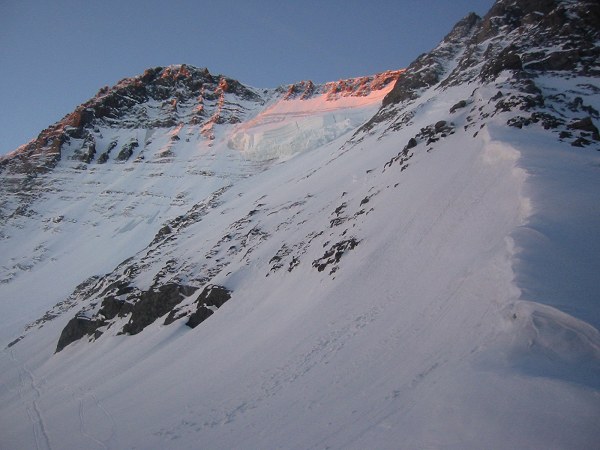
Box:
xmin=1 ymin=63 xmax=600 ymax=450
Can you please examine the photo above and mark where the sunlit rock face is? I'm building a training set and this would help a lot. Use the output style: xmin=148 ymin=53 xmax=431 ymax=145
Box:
xmin=228 ymin=71 xmax=403 ymax=160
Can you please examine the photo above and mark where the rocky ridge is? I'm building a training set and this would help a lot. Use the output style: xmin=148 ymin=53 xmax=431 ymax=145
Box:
xmin=362 ymin=0 xmax=599 ymax=151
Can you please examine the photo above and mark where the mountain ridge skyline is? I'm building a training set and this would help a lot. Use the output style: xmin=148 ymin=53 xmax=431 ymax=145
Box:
xmin=0 ymin=0 xmax=494 ymax=156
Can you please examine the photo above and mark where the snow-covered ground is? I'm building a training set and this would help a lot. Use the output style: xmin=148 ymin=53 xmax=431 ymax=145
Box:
xmin=1 ymin=67 xmax=599 ymax=448
xmin=1 ymin=1 xmax=600 ymax=444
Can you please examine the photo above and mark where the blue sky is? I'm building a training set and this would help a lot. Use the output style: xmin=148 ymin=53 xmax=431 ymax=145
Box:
xmin=0 ymin=0 xmax=494 ymax=155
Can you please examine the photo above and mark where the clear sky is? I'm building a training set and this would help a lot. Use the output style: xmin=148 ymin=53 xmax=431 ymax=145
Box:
xmin=0 ymin=0 xmax=494 ymax=155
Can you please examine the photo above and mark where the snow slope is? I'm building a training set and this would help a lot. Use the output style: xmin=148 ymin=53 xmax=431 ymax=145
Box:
xmin=229 ymin=71 xmax=401 ymax=160
xmin=1 ymin=0 xmax=599 ymax=448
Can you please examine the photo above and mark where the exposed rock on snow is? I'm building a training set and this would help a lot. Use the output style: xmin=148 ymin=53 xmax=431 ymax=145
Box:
xmin=183 ymin=285 xmax=231 ymax=329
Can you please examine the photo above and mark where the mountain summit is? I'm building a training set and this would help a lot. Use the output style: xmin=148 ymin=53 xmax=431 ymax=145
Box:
xmin=0 ymin=66 xmax=400 ymax=174
xmin=1 ymin=0 xmax=599 ymax=448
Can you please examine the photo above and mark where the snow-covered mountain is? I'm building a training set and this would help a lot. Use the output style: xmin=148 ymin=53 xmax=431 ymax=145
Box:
xmin=1 ymin=0 xmax=599 ymax=448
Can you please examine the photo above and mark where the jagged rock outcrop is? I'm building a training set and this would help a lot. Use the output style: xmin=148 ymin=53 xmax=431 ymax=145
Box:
xmin=382 ymin=12 xmax=482 ymax=107
xmin=56 ymin=282 xmax=198 ymax=352
xmin=0 ymin=65 xmax=265 ymax=177
xmin=182 ymin=285 xmax=231 ymax=329
xmin=282 ymin=70 xmax=403 ymax=101
xmin=363 ymin=0 xmax=599 ymax=147
xmin=380 ymin=0 xmax=599 ymax=105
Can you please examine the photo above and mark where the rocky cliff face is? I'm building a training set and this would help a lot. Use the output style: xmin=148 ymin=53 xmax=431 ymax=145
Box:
xmin=366 ymin=0 xmax=599 ymax=146
xmin=0 ymin=65 xmax=262 ymax=176
xmin=0 ymin=66 xmax=402 ymax=178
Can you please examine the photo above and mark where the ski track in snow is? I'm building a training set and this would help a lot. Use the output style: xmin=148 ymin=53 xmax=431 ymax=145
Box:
xmin=73 ymin=386 xmax=116 ymax=450
xmin=10 ymin=350 xmax=52 ymax=450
